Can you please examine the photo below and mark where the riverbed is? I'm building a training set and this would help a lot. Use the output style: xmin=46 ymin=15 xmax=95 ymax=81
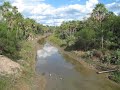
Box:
xmin=35 ymin=42 xmax=120 ymax=90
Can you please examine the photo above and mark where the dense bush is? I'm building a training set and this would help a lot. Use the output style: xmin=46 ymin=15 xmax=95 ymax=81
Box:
xmin=75 ymin=28 xmax=96 ymax=50
xmin=110 ymin=71 xmax=120 ymax=83
xmin=0 ymin=2 xmax=48 ymax=60
xmin=0 ymin=22 xmax=20 ymax=60
xmin=110 ymin=50 xmax=120 ymax=65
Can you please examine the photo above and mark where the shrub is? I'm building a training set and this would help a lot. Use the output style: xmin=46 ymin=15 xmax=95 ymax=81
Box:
xmin=110 ymin=50 xmax=120 ymax=65
xmin=110 ymin=71 xmax=120 ymax=83
xmin=0 ymin=22 xmax=21 ymax=60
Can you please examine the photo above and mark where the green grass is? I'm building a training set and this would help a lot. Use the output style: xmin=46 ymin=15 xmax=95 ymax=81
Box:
xmin=0 ymin=75 xmax=17 ymax=90
xmin=18 ymin=40 xmax=36 ymax=85
xmin=0 ymin=39 xmax=37 ymax=90
xmin=111 ymin=71 xmax=120 ymax=83
xmin=0 ymin=76 xmax=10 ymax=90
xmin=48 ymin=35 xmax=65 ymax=46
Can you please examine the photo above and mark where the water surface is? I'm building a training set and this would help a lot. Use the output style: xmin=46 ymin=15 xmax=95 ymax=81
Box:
xmin=36 ymin=42 xmax=120 ymax=90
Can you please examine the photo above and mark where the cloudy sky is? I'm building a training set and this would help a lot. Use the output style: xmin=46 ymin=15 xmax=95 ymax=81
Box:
xmin=1 ymin=0 xmax=120 ymax=26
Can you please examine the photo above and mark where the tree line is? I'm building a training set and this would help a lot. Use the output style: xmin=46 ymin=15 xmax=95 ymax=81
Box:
xmin=51 ymin=3 xmax=120 ymax=82
xmin=0 ymin=2 xmax=52 ymax=60
xmin=53 ymin=3 xmax=120 ymax=65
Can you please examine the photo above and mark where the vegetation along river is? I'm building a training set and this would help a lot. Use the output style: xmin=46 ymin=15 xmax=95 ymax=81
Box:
xmin=35 ymin=42 xmax=120 ymax=90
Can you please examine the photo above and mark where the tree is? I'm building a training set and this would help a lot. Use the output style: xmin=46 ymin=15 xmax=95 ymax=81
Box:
xmin=75 ymin=28 xmax=96 ymax=50
xmin=91 ymin=3 xmax=108 ymax=49
xmin=0 ymin=2 xmax=47 ymax=59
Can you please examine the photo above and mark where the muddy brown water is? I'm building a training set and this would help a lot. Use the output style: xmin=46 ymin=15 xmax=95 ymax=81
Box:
xmin=35 ymin=42 xmax=120 ymax=90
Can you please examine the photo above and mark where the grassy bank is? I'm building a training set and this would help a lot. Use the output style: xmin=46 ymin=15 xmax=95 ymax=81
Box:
xmin=0 ymin=35 xmax=47 ymax=90
xmin=0 ymin=39 xmax=35 ymax=90
xmin=14 ymin=35 xmax=47 ymax=90
xmin=48 ymin=35 xmax=65 ymax=46
xmin=16 ymin=40 xmax=36 ymax=90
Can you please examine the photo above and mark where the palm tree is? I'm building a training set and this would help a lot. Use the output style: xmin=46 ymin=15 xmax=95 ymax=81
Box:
xmin=91 ymin=3 xmax=108 ymax=49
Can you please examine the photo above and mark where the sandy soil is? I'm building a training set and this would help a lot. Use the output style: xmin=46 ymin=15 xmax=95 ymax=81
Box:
xmin=0 ymin=55 xmax=22 ymax=76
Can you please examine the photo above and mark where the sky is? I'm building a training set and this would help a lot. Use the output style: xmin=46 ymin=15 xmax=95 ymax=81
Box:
xmin=0 ymin=0 xmax=120 ymax=26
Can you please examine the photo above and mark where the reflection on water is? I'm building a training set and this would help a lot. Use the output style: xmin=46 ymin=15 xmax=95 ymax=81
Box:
xmin=36 ymin=42 xmax=120 ymax=90
xmin=37 ymin=43 xmax=58 ymax=58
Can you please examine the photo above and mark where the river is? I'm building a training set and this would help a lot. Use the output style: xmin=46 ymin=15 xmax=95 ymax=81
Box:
xmin=35 ymin=42 xmax=120 ymax=90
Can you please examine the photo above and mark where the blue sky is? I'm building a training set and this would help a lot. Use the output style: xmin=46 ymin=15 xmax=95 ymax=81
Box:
xmin=1 ymin=0 xmax=120 ymax=25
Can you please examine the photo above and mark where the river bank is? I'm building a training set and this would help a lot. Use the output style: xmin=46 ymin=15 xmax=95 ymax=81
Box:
xmin=14 ymin=35 xmax=51 ymax=90
xmin=48 ymin=35 xmax=120 ymax=86
xmin=35 ymin=40 xmax=120 ymax=90
xmin=0 ymin=34 xmax=49 ymax=90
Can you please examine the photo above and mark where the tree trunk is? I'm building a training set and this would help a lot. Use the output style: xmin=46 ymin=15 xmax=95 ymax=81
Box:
xmin=101 ymin=21 xmax=104 ymax=49
xmin=101 ymin=35 xmax=104 ymax=49
xmin=97 ymin=70 xmax=117 ymax=74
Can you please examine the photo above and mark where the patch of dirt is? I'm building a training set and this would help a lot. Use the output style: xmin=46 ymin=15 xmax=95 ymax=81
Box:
xmin=0 ymin=55 xmax=22 ymax=76
xmin=33 ymin=74 xmax=47 ymax=90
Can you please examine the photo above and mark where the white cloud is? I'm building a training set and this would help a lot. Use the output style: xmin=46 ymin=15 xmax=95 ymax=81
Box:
xmin=5 ymin=0 xmax=99 ymax=26
xmin=31 ymin=3 xmax=53 ymax=15
xmin=37 ymin=43 xmax=58 ymax=58
xmin=106 ymin=0 xmax=120 ymax=15
xmin=86 ymin=0 xmax=98 ymax=12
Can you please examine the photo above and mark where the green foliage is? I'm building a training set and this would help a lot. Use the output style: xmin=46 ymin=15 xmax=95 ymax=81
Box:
xmin=0 ymin=77 xmax=10 ymax=90
xmin=75 ymin=28 xmax=96 ymax=50
xmin=111 ymin=71 xmax=120 ymax=83
xmin=0 ymin=22 xmax=20 ymax=60
xmin=0 ymin=2 xmax=49 ymax=60
xmin=110 ymin=50 xmax=120 ymax=65
xmin=53 ymin=3 xmax=120 ymax=51
xmin=0 ymin=76 xmax=15 ymax=90
xmin=49 ymin=35 xmax=65 ymax=46
xmin=77 ymin=28 xmax=95 ymax=40
xmin=65 ymin=35 xmax=76 ymax=46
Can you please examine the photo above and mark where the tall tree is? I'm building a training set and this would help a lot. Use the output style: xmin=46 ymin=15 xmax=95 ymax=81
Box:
xmin=91 ymin=3 xmax=108 ymax=49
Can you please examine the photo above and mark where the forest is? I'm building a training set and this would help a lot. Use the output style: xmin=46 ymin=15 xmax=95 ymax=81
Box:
xmin=0 ymin=2 xmax=52 ymax=59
